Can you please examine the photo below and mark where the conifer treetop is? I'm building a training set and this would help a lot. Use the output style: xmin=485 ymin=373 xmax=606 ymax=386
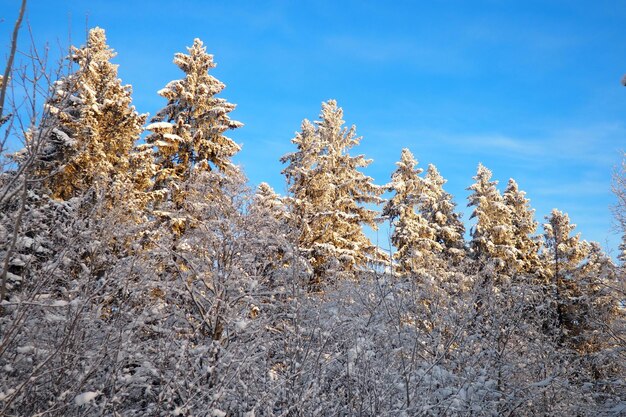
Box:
xmin=40 ymin=26 xmax=146 ymax=200
xmin=425 ymin=163 xmax=445 ymax=190
xmin=467 ymin=163 xmax=517 ymax=268
xmin=503 ymin=178 xmax=542 ymax=273
xmin=383 ymin=147 xmax=423 ymax=221
xmin=76 ymin=27 xmax=112 ymax=60
xmin=383 ymin=148 xmax=444 ymax=274
xmin=281 ymin=100 xmax=384 ymax=283
xmin=422 ymin=163 xmax=465 ymax=256
xmin=467 ymin=163 xmax=500 ymax=206
xmin=253 ymin=182 xmax=285 ymax=214
xmin=543 ymin=209 xmax=589 ymax=273
xmin=147 ymin=38 xmax=242 ymax=184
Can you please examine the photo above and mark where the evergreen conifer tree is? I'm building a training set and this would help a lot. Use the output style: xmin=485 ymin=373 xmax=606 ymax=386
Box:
xmin=382 ymin=148 xmax=423 ymax=220
xmin=146 ymin=38 xmax=242 ymax=205
xmin=282 ymin=100 xmax=383 ymax=286
xmin=243 ymin=182 xmax=294 ymax=282
xmin=503 ymin=178 xmax=542 ymax=274
xmin=383 ymin=148 xmax=440 ymax=274
xmin=467 ymin=164 xmax=517 ymax=271
xmin=280 ymin=119 xmax=319 ymax=231
xmin=543 ymin=209 xmax=590 ymax=345
xmin=38 ymin=27 xmax=146 ymax=200
xmin=574 ymin=242 xmax=624 ymax=354
xmin=421 ymin=163 xmax=465 ymax=261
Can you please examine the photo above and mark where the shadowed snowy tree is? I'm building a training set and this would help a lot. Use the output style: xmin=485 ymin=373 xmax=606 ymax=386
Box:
xmin=575 ymin=243 xmax=624 ymax=351
xmin=242 ymin=182 xmax=296 ymax=282
xmin=541 ymin=213 xmax=625 ymax=391
xmin=543 ymin=209 xmax=590 ymax=346
xmin=282 ymin=100 xmax=383 ymax=287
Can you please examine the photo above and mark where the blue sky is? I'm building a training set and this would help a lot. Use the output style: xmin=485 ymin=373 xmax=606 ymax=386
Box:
xmin=2 ymin=0 xmax=625 ymax=254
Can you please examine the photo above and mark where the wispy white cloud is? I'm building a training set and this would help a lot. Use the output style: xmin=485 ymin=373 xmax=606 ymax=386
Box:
xmin=321 ymin=34 xmax=472 ymax=74
xmin=463 ymin=21 xmax=584 ymax=53
xmin=370 ymin=122 xmax=625 ymax=167
xmin=437 ymin=133 xmax=541 ymax=155
xmin=533 ymin=180 xmax=611 ymax=197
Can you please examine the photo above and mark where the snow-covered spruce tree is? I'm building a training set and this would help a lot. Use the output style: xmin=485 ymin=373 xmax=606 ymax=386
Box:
xmin=576 ymin=243 xmax=624 ymax=351
xmin=280 ymin=119 xmax=318 ymax=242
xmin=382 ymin=148 xmax=422 ymax=221
xmin=1 ymin=43 xmax=154 ymax=406
xmin=542 ymin=216 xmax=625 ymax=398
xmin=37 ymin=27 xmax=146 ymax=201
xmin=421 ymin=163 xmax=466 ymax=261
xmin=467 ymin=163 xmax=517 ymax=272
xmin=383 ymin=148 xmax=441 ymax=275
xmin=146 ymin=38 xmax=242 ymax=208
xmin=503 ymin=178 xmax=542 ymax=275
xmin=542 ymin=209 xmax=590 ymax=346
xmin=0 ymin=46 xmax=152 ymax=413
xmin=282 ymin=100 xmax=383 ymax=287
xmin=241 ymin=182 xmax=297 ymax=283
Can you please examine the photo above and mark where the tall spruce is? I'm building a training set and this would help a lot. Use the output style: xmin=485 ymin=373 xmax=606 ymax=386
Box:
xmin=575 ymin=242 xmax=624 ymax=354
xmin=146 ymin=38 xmax=242 ymax=205
xmin=503 ymin=178 xmax=542 ymax=274
xmin=467 ymin=163 xmax=517 ymax=271
xmin=38 ymin=27 xmax=146 ymax=200
xmin=383 ymin=148 xmax=440 ymax=274
xmin=280 ymin=119 xmax=319 ymax=230
xmin=543 ymin=209 xmax=590 ymax=345
xmin=421 ymin=163 xmax=466 ymax=261
xmin=282 ymin=100 xmax=383 ymax=285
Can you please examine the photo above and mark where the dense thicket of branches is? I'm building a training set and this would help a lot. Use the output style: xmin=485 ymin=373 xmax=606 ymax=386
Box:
xmin=1 ymin=23 xmax=625 ymax=416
